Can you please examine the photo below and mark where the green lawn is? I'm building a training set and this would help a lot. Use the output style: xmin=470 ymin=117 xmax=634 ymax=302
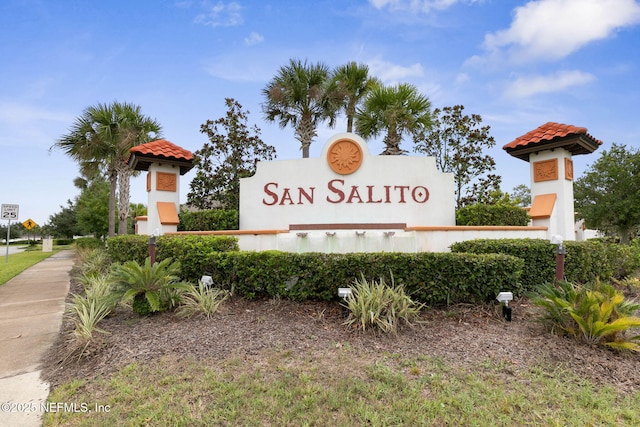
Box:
xmin=44 ymin=350 xmax=639 ymax=426
xmin=0 ymin=247 xmax=63 ymax=285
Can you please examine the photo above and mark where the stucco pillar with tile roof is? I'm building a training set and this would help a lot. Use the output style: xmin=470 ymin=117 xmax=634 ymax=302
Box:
xmin=128 ymin=139 xmax=194 ymax=235
xmin=503 ymin=122 xmax=601 ymax=241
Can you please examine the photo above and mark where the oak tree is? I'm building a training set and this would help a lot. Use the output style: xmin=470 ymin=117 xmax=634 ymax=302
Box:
xmin=574 ymin=143 xmax=640 ymax=244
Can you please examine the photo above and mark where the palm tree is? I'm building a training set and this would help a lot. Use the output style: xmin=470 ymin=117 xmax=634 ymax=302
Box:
xmin=355 ymin=83 xmax=432 ymax=155
xmin=52 ymin=101 xmax=161 ymax=236
xmin=111 ymin=102 xmax=161 ymax=235
xmin=330 ymin=62 xmax=379 ymax=133
xmin=262 ymin=58 xmax=336 ymax=158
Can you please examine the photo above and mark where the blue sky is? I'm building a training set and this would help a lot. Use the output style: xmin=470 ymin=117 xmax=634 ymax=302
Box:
xmin=1 ymin=0 xmax=639 ymax=226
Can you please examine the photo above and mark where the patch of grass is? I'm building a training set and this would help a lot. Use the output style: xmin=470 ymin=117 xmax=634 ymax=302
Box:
xmin=0 ymin=249 xmax=59 ymax=286
xmin=43 ymin=350 xmax=640 ymax=426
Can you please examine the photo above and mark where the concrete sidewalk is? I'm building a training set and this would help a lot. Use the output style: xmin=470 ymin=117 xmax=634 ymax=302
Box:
xmin=0 ymin=250 xmax=74 ymax=427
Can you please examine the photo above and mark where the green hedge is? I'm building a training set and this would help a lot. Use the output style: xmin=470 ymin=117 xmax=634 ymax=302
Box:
xmin=106 ymin=234 xmax=239 ymax=280
xmin=450 ymin=239 xmax=640 ymax=291
xmin=456 ymin=204 xmax=529 ymax=226
xmin=75 ymin=237 xmax=104 ymax=249
xmin=53 ymin=238 xmax=75 ymax=246
xmin=199 ymin=251 xmax=524 ymax=305
xmin=178 ymin=209 xmax=239 ymax=231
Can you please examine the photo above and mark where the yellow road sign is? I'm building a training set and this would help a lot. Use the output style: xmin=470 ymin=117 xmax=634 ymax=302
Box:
xmin=22 ymin=218 xmax=37 ymax=230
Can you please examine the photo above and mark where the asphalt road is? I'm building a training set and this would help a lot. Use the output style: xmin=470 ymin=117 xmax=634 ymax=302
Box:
xmin=2 ymin=245 xmax=26 ymax=256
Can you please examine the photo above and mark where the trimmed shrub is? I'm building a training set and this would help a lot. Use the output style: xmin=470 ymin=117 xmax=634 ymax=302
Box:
xmin=456 ymin=204 xmax=529 ymax=226
xmin=178 ymin=209 xmax=239 ymax=231
xmin=106 ymin=235 xmax=149 ymax=264
xmin=54 ymin=238 xmax=74 ymax=246
xmin=75 ymin=237 xmax=104 ymax=250
xmin=156 ymin=235 xmax=239 ymax=280
xmin=199 ymin=251 xmax=524 ymax=305
xmin=450 ymin=238 xmax=638 ymax=291
xmin=604 ymin=241 xmax=640 ymax=279
xmin=106 ymin=234 xmax=239 ymax=267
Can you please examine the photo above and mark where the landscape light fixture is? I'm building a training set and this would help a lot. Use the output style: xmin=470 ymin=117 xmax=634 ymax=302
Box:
xmin=496 ymin=291 xmax=513 ymax=321
xmin=201 ymin=275 xmax=214 ymax=288
xmin=338 ymin=287 xmax=352 ymax=318
xmin=148 ymin=232 xmax=157 ymax=266
xmin=550 ymin=234 xmax=566 ymax=282
xmin=338 ymin=288 xmax=352 ymax=299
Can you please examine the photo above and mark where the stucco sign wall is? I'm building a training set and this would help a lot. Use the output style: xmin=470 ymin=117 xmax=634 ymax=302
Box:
xmin=239 ymin=133 xmax=456 ymax=230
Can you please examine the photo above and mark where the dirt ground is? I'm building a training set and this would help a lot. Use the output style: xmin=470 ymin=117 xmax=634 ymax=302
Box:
xmin=41 ymin=278 xmax=640 ymax=396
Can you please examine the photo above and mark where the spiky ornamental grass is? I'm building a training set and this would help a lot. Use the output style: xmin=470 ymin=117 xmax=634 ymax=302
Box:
xmin=343 ymin=273 xmax=424 ymax=334
xmin=177 ymin=279 xmax=230 ymax=319
xmin=65 ymin=274 xmax=120 ymax=358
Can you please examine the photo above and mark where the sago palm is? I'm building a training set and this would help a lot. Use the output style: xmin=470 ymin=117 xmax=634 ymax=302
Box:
xmin=111 ymin=258 xmax=189 ymax=315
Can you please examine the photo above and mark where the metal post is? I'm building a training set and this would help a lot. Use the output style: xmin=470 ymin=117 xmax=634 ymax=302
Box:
xmin=149 ymin=235 xmax=156 ymax=266
xmin=555 ymin=243 xmax=566 ymax=282
xmin=5 ymin=220 xmax=10 ymax=264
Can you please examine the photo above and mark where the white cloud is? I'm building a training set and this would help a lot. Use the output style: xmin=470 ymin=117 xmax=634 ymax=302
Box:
xmin=454 ymin=72 xmax=470 ymax=85
xmin=194 ymin=1 xmax=243 ymax=28
xmin=369 ymin=0 xmax=475 ymax=13
xmin=366 ymin=57 xmax=424 ymax=83
xmin=0 ymin=101 xmax=71 ymax=125
xmin=244 ymin=32 xmax=264 ymax=46
xmin=484 ymin=0 xmax=640 ymax=63
xmin=203 ymin=51 xmax=283 ymax=82
xmin=0 ymin=101 xmax=74 ymax=148
xmin=504 ymin=70 xmax=595 ymax=98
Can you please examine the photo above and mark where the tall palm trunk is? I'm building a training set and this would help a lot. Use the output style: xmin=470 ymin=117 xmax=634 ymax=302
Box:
xmin=295 ymin=117 xmax=317 ymax=158
xmin=382 ymin=128 xmax=405 ymax=155
xmin=117 ymin=165 xmax=132 ymax=235
xmin=108 ymin=167 xmax=117 ymax=237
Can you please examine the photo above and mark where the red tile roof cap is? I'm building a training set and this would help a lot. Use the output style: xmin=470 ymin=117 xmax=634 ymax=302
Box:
xmin=129 ymin=139 xmax=193 ymax=161
xmin=503 ymin=122 xmax=602 ymax=150
xmin=503 ymin=122 xmax=602 ymax=161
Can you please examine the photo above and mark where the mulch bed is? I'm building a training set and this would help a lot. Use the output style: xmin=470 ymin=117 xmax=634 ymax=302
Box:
xmin=41 ymin=279 xmax=640 ymax=395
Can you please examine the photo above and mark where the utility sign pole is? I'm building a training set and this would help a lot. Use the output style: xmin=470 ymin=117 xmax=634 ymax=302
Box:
xmin=2 ymin=204 xmax=19 ymax=263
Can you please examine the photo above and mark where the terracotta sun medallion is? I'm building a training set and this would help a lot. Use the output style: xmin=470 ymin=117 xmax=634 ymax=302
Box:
xmin=327 ymin=138 xmax=363 ymax=175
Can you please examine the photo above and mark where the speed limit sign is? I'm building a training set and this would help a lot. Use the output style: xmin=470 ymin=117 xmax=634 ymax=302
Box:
xmin=1 ymin=204 xmax=19 ymax=220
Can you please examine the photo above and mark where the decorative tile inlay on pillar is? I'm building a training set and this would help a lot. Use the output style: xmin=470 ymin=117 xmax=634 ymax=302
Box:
xmin=146 ymin=172 xmax=151 ymax=192
xmin=156 ymin=172 xmax=177 ymax=192
xmin=564 ymin=158 xmax=574 ymax=181
xmin=533 ymin=159 xmax=558 ymax=182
